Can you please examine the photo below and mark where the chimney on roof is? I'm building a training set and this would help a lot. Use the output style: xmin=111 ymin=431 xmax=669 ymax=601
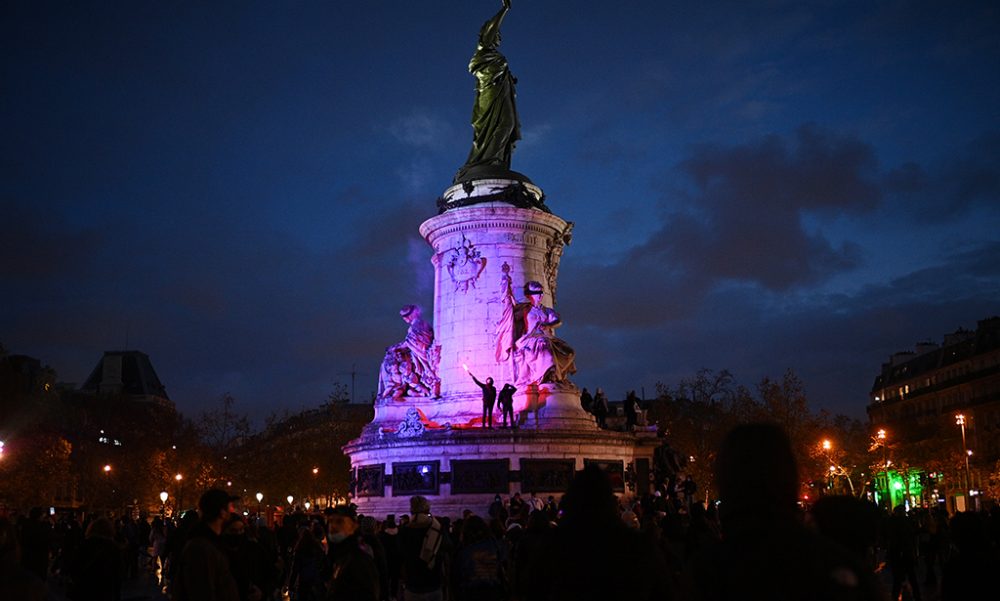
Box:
xmin=943 ymin=329 xmax=974 ymax=347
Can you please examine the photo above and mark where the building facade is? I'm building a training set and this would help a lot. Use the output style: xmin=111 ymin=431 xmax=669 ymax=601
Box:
xmin=867 ymin=316 xmax=1000 ymax=510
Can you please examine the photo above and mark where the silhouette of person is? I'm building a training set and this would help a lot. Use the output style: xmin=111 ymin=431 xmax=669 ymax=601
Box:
xmin=686 ymin=423 xmax=884 ymax=601
xmin=470 ymin=372 xmax=497 ymax=428
xmin=523 ymin=464 xmax=673 ymax=600
xmin=498 ymin=383 xmax=517 ymax=428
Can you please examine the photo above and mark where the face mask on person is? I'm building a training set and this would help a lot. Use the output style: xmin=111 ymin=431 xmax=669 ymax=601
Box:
xmin=328 ymin=532 xmax=347 ymax=544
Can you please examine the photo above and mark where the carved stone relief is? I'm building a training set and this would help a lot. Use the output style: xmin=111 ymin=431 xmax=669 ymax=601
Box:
xmin=446 ymin=235 xmax=487 ymax=293
xmin=543 ymin=222 xmax=573 ymax=306
xmin=377 ymin=305 xmax=440 ymax=400
xmin=396 ymin=407 xmax=426 ymax=438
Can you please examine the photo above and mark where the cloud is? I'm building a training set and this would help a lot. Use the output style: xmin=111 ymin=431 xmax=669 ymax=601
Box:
xmin=0 ymin=188 xmax=435 ymax=420
xmin=388 ymin=110 xmax=453 ymax=148
xmin=884 ymin=131 xmax=1000 ymax=220
xmin=517 ymin=123 xmax=553 ymax=152
xmin=0 ymin=202 xmax=106 ymax=280
xmin=562 ymin=239 xmax=999 ymax=417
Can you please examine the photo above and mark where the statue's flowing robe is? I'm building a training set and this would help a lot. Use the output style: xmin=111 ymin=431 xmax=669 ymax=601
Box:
xmin=514 ymin=304 xmax=576 ymax=385
xmin=455 ymin=45 xmax=521 ymax=181
xmin=496 ymin=295 xmax=576 ymax=385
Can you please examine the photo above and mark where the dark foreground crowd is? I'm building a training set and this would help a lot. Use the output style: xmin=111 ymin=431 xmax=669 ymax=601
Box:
xmin=3 ymin=423 xmax=999 ymax=601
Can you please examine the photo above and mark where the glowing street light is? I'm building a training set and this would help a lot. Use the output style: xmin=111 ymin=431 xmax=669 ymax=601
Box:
xmin=175 ymin=473 xmax=185 ymax=514
xmin=304 ymin=501 xmax=311 ymax=511
xmin=312 ymin=467 xmax=319 ymax=475
xmin=822 ymin=439 xmax=832 ymax=451
xmin=160 ymin=491 xmax=168 ymax=503
xmin=287 ymin=495 xmax=294 ymax=506
xmin=956 ymin=414 xmax=973 ymax=505
xmin=103 ymin=464 xmax=112 ymax=473
xmin=256 ymin=492 xmax=263 ymax=503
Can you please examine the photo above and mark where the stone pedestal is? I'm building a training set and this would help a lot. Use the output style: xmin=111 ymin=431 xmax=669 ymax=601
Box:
xmin=344 ymin=427 xmax=661 ymax=519
xmin=345 ymin=178 xmax=662 ymax=517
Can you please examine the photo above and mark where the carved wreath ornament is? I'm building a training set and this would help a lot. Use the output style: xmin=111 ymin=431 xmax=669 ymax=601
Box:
xmin=446 ymin=235 xmax=487 ymax=293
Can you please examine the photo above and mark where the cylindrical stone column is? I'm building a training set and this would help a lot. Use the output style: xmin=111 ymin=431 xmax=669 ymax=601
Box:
xmin=419 ymin=194 xmax=574 ymax=425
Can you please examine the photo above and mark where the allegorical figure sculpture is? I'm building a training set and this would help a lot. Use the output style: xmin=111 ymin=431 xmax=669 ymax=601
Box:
xmin=454 ymin=0 xmax=521 ymax=183
xmin=495 ymin=263 xmax=576 ymax=386
xmin=378 ymin=305 xmax=441 ymax=400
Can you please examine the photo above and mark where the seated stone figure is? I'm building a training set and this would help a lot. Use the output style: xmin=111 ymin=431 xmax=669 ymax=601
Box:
xmin=495 ymin=266 xmax=576 ymax=386
xmin=377 ymin=305 xmax=440 ymax=400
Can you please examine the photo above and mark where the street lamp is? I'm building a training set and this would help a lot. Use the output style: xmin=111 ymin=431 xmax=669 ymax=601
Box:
xmin=175 ymin=473 xmax=184 ymax=513
xmin=160 ymin=491 xmax=168 ymax=515
xmin=956 ymin=414 xmax=973 ymax=508
xmin=255 ymin=491 xmax=263 ymax=516
xmin=875 ymin=429 xmax=889 ymax=508
xmin=822 ymin=439 xmax=831 ymax=451
xmin=287 ymin=495 xmax=294 ymax=507
xmin=312 ymin=467 xmax=320 ymax=507
xmin=101 ymin=465 xmax=113 ymax=511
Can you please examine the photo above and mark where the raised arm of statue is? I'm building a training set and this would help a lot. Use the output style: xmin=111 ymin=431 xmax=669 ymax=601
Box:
xmin=479 ymin=1 xmax=511 ymax=49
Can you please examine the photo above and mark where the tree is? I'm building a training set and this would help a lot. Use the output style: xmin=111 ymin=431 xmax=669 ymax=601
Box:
xmin=647 ymin=369 xmax=867 ymax=502
xmin=0 ymin=430 xmax=73 ymax=509
xmin=197 ymin=393 xmax=251 ymax=456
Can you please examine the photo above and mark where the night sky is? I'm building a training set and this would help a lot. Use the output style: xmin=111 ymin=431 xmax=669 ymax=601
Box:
xmin=3 ymin=1 xmax=998 ymax=421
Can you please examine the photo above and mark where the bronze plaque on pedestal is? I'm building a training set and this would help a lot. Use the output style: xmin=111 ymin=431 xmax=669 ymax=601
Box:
xmin=356 ymin=464 xmax=385 ymax=497
xmin=391 ymin=461 xmax=440 ymax=496
xmin=451 ymin=459 xmax=510 ymax=494
xmin=520 ymin=459 xmax=575 ymax=493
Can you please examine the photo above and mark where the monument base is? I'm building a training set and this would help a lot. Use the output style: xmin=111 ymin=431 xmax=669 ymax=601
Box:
xmin=344 ymin=426 xmax=660 ymax=519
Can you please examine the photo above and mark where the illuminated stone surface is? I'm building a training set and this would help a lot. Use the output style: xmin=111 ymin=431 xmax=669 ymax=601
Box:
xmin=346 ymin=180 xmax=660 ymax=517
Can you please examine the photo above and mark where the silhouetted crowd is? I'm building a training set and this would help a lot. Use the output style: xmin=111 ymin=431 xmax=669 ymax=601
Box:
xmin=3 ymin=423 xmax=1000 ymax=600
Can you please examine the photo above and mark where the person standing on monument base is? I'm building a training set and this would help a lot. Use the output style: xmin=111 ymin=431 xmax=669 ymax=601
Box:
xmin=469 ymin=371 xmax=497 ymax=428
xmin=593 ymin=388 xmax=609 ymax=428
xmin=624 ymin=390 xmax=639 ymax=431
xmin=579 ymin=387 xmax=594 ymax=414
xmin=498 ymin=383 xmax=517 ymax=428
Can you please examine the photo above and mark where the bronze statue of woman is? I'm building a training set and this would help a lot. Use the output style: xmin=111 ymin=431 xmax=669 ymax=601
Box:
xmin=454 ymin=0 xmax=522 ymax=184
